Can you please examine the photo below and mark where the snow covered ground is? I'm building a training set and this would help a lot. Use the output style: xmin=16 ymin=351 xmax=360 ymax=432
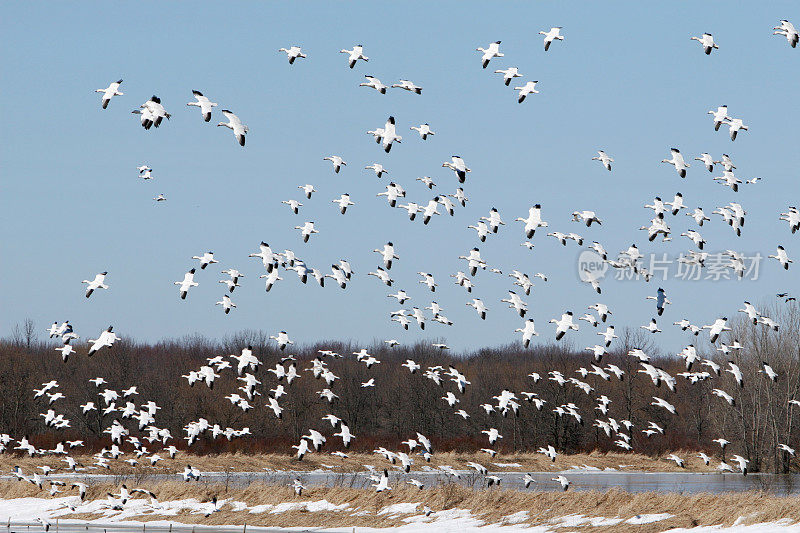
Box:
xmin=1 ymin=497 xmax=798 ymax=532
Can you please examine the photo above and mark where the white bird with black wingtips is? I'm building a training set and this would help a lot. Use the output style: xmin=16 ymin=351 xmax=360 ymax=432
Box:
xmin=95 ymin=80 xmax=123 ymax=109
xmin=186 ymin=91 xmax=217 ymax=122
xmin=217 ymin=110 xmax=248 ymax=146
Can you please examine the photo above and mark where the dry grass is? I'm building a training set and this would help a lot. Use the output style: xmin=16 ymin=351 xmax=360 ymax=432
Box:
xmin=0 ymin=449 xmax=719 ymax=477
xmin=1 ymin=479 xmax=798 ymax=532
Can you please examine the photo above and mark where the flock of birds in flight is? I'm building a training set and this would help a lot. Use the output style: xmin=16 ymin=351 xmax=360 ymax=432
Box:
xmin=7 ymin=18 xmax=800 ymax=520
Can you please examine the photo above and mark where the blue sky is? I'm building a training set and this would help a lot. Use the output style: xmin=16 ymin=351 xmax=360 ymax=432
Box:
xmin=2 ymin=2 xmax=798 ymax=353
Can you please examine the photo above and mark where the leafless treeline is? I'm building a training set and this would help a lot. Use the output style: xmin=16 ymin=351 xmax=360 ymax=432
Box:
xmin=3 ymin=301 xmax=800 ymax=472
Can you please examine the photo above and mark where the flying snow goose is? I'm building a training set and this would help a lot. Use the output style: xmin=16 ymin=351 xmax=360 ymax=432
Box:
xmin=95 ymin=80 xmax=123 ymax=109
xmin=153 ymin=194 xmax=166 ymax=202
xmin=192 ymin=251 xmax=218 ymax=269
xmin=769 ymin=245 xmax=792 ymax=270
xmin=270 ymin=331 xmax=294 ymax=350
xmin=723 ymin=117 xmax=748 ymax=141
xmin=641 ymin=318 xmax=662 ymax=333
xmin=340 ymin=45 xmax=368 ymax=68
xmin=572 ymin=210 xmax=602 ymax=226
xmin=365 ymin=163 xmax=387 ymax=177
xmin=760 ymin=361 xmax=778 ymax=382
xmin=708 ymin=106 xmax=729 ymax=131
xmin=731 ymin=455 xmax=749 ymax=475
xmin=215 ymin=294 xmax=236 ymax=314
xmin=323 ymin=155 xmax=347 ymax=173
xmin=391 ymin=79 xmax=422 ymax=94
xmin=359 ymin=75 xmax=387 ymax=93
xmin=513 ymin=81 xmax=539 ymax=103
xmin=494 ymin=67 xmax=522 ymax=85
xmin=592 ymin=150 xmax=613 ymax=171
xmin=332 ymin=194 xmax=354 ymax=214
xmin=186 ymin=90 xmax=217 ymax=122
xmin=278 ymin=45 xmax=306 ymax=64
xmin=687 ymin=207 xmax=710 ymax=226
xmin=703 ymin=317 xmax=730 ymax=343
xmin=217 ymin=110 xmax=248 ymax=146
xmin=175 ymin=269 xmax=198 ymax=299
xmin=281 ymin=199 xmax=302 ymax=214
xmin=377 ymin=116 xmax=402 ymax=153
xmin=87 ymin=326 xmax=120 ymax=356
xmin=297 ymin=184 xmax=316 ymax=199
xmin=773 ymin=20 xmax=799 ymax=48
xmin=481 ymin=207 xmax=505 ymax=233
xmin=442 ymin=155 xmax=470 ymax=182
xmin=476 ymin=41 xmax=503 ymax=68
xmin=667 ymin=454 xmax=685 ymax=468
xmin=82 ymin=272 xmax=109 ymax=298
xmin=695 ymin=152 xmax=715 ymax=171
xmin=516 ymin=205 xmax=548 ymax=238
xmin=374 ymin=242 xmax=399 ymax=269
xmin=691 ymin=33 xmax=719 ymax=54
xmin=646 ymin=287 xmax=671 ymax=315
xmin=515 ymin=319 xmax=538 ymax=348
xmin=661 ymin=148 xmax=689 ymax=178
xmin=550 ymin=312 xmax=579 ymax=340
xmin=540 ymin=27 xmax=564 ymax=50
xmin=410 ymin=123 xmax=435 ymax=140
xmin=552 ymin=475 xmax=570 ymax=491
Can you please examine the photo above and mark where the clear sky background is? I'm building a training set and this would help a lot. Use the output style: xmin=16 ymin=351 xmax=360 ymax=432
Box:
xmin=2 ymin=2 xmax=798 ymax=353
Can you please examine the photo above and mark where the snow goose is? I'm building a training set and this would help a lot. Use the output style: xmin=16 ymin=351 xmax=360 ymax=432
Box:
xmin=278 ymin=45 xmax=306 ymax=64
xmin=550 ymin=312 xmax=579 ymax=340
xmin=87 ymin=326 xmax=120 ymax=356
xmin=513 ymin=81 xmax=539 ymax=103
xmin=691 ymin=33 xmax=719 ymax=54
xmin=215 ymin=294 xmax=236 ymax=314
xmin=217 ymin=110 xmax=248 ymax=146
xmin=516 ymin=205 xmax=548 ymax=238
xmin=443 ymin=155 xmax=471 ymax=182
xmin=726 ymin=361 xmax=744 ymax=387
xmin=259 ymin=269 xmax=282 ymax=291
xmin=192 ymin=251 xmax=218 ymax=269
xmin=723 ymin=117 xmax=749 ymax=141
xmin=359 ymin=75 xmax=387 ymax=93
xmin=323 ymin=155 xmax=347 ymax=173
xmin=651 ymin=396 xmax=676 ymax=414
xmin=703 ymin=317 xmax=730 ymax=343
xmin=552 ymin=475 xmax=570 ymax=491
xmin=515 ymin=319 xmax=538 ymax=347
xmin=186 ymin=91 xmax=217 ymax=122
xmin=95 ymin=80 xmax=123 ymax=109
xmin=365 ymin=163 xmax=387 ymax=177
xmin=391 ymin=79 xmax=422 ymax=94
xmin=481 ymin=207 xmax=505 ymax=233
xmin=281 ymin=199 xmax=302 ymax=214
xmin=270 ymin=331 xmax=293 ymax=350
xmin=367 ymin=266 xmax=393 ymax=286
xmin=708 ymin=105 xmax=729 ymax=131
xmin=687 ymin=207 xmax=710 ymax=226
xmin=82 ymin=272 xmax=108 ymax=298
xmin=695 ymin=152 xmax=715 ymax=171
xmin=376 ymin=116 xmax=402 ymax=153
xmin=591 ymin=150 xmax=613 ymax=171
xmin=295 ymin=221 xmax=318 ymax=242
xmin=646 ymin=287 xmax=672 ymax=315
xmin=572 ymin=210 xmax=602 ymax=226
xmin=540 ymin=27 xmax=564 ymax=50
xmin=494 ymin=67 xmax=522 ymax=85
xmin=410 ymin=123 xmax=434 ymax=140
xmin=374 ymin=242 xmax=399 ymax=269
xmin=476 ymin=41 xmax=503 ymax=68
xmin=661 ymin=148 xmax=689 ymax=178
xmin=731 ymin=455 xmax=749 ymax=475
xmin=153 ymin=194 xmax=166 ymax=202
xmin=769 ymin=245 xmax=792 ymax=270
xmin=760 ymin=361 xmax=778 ymax=382
xmin=667 ymin=454 xmax=685 ymax=468
xmin=773 ymin=20 xmax=799 ymax=48
xmin=340 ymin=45 xmax=368 ymax=68
xmin=778 ymin=444 xmax=796 ymax=457
xmin=417 ymin=176 xmax=436 ymax=189
xmin=174 ymin=269 xmax=198 ymax=299
xmin=332 ymin=194 xmax=354 ymax=214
